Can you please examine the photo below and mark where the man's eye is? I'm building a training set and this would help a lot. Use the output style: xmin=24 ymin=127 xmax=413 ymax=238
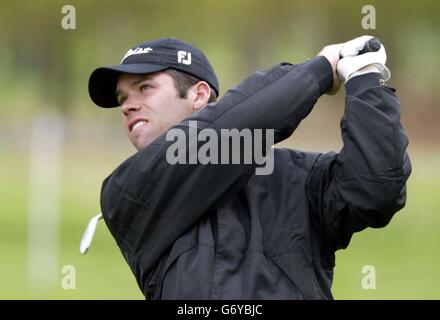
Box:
xmin=140 ymin=84 xmax=151 ymax=91
xmin=118 ymin=97 xmax=126 ymax=105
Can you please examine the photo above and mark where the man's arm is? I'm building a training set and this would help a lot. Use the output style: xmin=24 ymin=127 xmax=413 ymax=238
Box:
xmin=306 ymin=73 xmax=411 ymax=251
xmin=101 ymin=56 xmax=333 ymax=272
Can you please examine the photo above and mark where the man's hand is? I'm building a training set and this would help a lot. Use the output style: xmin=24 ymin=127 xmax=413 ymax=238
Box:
xmin=317 ymin=43 xmax=344 ymax=95
xmin=337 ymin=35 xmax=391 ymax=83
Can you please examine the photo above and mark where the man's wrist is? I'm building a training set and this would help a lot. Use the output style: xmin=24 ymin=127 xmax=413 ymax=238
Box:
xmin=345 ymin=72 xmax=383 ymax=96
xmin=345 ymin=64 xmax=381 ymax=83
xmin=303 ymin=56 xmax=334 ymax=95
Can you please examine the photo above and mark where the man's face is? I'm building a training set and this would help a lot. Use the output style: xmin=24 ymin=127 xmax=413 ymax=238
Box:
xmin=116 ymin=72 xmax=194 ymax=150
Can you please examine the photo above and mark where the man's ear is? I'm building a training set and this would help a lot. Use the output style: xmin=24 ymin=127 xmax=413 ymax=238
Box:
xmin=190 ymin=81 xmax=211 ymax=111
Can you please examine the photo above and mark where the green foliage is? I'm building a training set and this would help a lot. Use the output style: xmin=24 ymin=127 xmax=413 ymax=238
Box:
xmin=0 ymin=0 xmax=438 ymax=113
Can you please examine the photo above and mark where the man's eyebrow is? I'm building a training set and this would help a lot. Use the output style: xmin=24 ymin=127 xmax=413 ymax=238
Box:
xmin=115 ymin=74 xmax=155 ymax=98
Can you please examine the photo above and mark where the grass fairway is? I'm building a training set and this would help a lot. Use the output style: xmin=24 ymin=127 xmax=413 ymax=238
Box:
xmin=332 ymin=152 xmax=440 ymax=299
xmin=1 ymin=148 xmax=438 ymax=299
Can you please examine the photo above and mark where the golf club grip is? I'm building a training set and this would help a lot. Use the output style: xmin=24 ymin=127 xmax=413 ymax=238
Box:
xmin=358 ymin=38 xmax=381 ymax=55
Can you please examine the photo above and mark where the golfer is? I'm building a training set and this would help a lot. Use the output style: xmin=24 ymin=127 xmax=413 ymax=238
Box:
xmin=88 ymin=36 xmax=411 ymax=299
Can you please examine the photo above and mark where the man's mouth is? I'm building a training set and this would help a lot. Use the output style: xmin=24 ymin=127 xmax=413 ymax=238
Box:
xmin=129 ymin=119 xmax=149 ymax=133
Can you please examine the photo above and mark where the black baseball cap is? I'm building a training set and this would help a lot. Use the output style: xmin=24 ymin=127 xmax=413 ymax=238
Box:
xmin=88 ymin=38 xmax=219 ymax=108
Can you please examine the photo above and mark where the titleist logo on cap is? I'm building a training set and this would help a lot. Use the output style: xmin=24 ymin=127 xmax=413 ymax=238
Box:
xmin=121 ymin=47 xmax=153 ymax=63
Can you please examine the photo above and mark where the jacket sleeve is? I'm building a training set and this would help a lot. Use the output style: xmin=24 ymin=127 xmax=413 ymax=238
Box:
xmin=306 ymin=73 xmax=412 ymax=251
xmin=100 ymin=56 xmax=333 ymax=270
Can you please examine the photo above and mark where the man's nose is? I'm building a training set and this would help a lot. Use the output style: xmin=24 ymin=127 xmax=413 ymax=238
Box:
xmin=121 ymin=96 xmax=142 ymax=115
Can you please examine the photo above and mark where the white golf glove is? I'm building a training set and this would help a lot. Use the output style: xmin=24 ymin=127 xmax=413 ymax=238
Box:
xmin=337 ymin=35 xmax=391 ymax=83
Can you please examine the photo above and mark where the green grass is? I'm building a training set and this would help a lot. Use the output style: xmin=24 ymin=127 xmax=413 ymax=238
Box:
xmin=1 ymin=149 xmax=439 ymax=299
xmin=332 ymin=153 xmax=440 ymax=299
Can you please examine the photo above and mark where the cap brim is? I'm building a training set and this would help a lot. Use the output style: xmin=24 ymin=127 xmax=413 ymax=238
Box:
xmin=88 ymin=63 xmax=169 ymax=108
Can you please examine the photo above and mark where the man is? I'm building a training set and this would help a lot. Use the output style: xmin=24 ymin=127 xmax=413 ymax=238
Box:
xmin=88 ymin=36 xmax=411 ymax=299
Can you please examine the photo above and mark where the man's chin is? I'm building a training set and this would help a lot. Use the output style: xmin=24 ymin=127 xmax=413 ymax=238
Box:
xmin=132 ymin=138 xmax=151 ymax=151
xmin=131 ymin=132 xmax=161 ymax=151
xmin=129 ymin=126 xmax=169 ymax=151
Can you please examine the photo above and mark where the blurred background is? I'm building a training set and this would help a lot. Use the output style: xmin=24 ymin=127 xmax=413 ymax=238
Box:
xmin=0 ymin=0 xmax=439 ymax=299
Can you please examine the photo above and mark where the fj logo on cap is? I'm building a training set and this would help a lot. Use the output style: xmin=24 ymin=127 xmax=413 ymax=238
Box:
xmin=121 ymin=47 xmax=153 ymax=63
xmin=177 ymin=50 xmax=191 ymax=65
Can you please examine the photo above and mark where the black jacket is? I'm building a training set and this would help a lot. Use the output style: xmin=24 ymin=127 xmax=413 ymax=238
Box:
xmin=100 ymin=56 xmax=411 ymax=299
